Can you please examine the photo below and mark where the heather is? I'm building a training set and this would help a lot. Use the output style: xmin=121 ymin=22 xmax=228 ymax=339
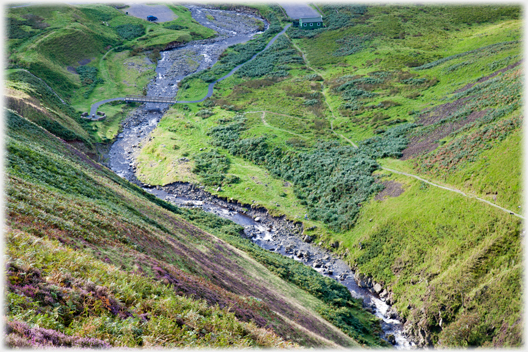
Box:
xmin=6 ymin=2 xmax=524 ymax=348
xmin=5 ymin=110 xmax=370 ymax=348
xmin=6 ymin=228 xmax=293 ymax=348
xmin=160 ymin=3 xmax=522 ymax=347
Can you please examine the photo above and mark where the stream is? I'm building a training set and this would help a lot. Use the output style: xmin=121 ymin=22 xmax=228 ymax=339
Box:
xmin=106 ymin=4 xmax=414 ymax=349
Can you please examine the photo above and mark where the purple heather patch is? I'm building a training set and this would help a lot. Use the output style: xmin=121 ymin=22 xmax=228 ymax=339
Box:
xmin=6 ymin=320 xmax=111 ymax=348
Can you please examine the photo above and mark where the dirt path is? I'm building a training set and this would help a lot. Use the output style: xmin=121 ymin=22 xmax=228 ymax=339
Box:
xmin=287 ymin=35 xmax=360 ymax=148
xmin=329 ymin=117 xmax=522 ymax=219
xmin=285 ymin=33 xmax=521 ymax=218
xmin=337 ymin=130 xmax=358 ymax=147
xmin=382 ymin=167 xmax=524 ymax=219
xmin=247 ymin=111 xmax=309 ymax=139
xmin=17 ymin=69 xmax=66 ymax=104
xmin=98 ymin=48 xmax=114 ymax=85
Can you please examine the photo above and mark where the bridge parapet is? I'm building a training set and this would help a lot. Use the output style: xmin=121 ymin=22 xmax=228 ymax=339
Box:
xmin=125 ymin=95 xmax=177 ymax=104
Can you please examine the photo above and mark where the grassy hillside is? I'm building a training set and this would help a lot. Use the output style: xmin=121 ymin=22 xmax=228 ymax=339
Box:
xmin=6 ymin=3 xmax=217 ymax=147
xmin=5 ymin=100 xmax=390 ymax=347
xmin=7 ymin=3 xmax=215 ymax=112
xmin=141 ymin=4 xmax=523 ymax=347
xmin=5 ymin=2 xmax=522 ymax=348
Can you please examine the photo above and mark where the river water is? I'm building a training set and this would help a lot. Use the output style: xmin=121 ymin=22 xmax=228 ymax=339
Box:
xmin=107 ymin=4 xmax=414 ymax=349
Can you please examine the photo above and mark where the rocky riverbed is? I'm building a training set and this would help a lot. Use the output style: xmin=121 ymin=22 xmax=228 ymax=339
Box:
xmin=143 ymin=182 xmax=414 ymax=349
xmin=107 ymin=4 xmax=414 ymax=349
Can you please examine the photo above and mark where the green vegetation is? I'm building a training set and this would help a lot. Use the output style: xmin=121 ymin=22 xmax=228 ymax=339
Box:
xmin=215 ymin=232 xmax=385 ymax=346
xmin=7 ymin=3 xmax=215 ymax=111
xmin=340 ymin=170 xmax=522 ymax=347
xmin=157 ymin=3 xmax=522 ymax=348
xmin=6 ymin=107 xmax=383 ymax=348
xmin=115 ymin=24 xmax=145 ymax=40
xmin=237 ymin=36 xmax=303 ymax=78
xmin=6 ymin=2 xmax=523 ymax=349
xmin=192 ymin=150 xmax=239 ymax=186
xmin=6 ymin=230 xmax=292 ymax=348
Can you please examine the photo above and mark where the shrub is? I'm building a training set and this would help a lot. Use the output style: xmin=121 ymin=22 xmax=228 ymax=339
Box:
xmin=207 ymin=116 xmax=392 ymax=232
xmin=333 ymin=35 xmax=373 ymax=57
xmin=7 ymin=15 xmax=49 ymax=39
xmin=76 ymin=66 xmax=103 ymax=99
xmin=196 ymin=109 xmax=213 ymax=118
xmin=402 ymin=77 xmax=427 ymax=85
xmin=115 ymin=24 xmax=145 ymax=40
xmin=236 ymin=36 xmax=298 ymax=78
xmin=164 ymin=24 xmax=187 ymax=31
xmin=192 ymin=150 xmax=236 ymax=186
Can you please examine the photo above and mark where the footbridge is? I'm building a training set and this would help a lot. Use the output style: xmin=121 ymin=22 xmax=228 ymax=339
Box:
xmin=124 ymin=95 xmax=177 ymax=104
xmin=88 ymin=23 xmax=292 ymax=118
xmin=88 ymin=95 xmax=178 ymax=117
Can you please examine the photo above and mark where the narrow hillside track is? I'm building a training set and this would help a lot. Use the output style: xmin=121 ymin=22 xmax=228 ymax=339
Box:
xmin=337 ymin=131 xmax=358 ymax=148
xmin=17 ymin=69 xmax=67 ymax=104
xmin=287 ymin=35 xmax=356 ymax=147
xmin=334 ymin=122 xmax=522 ymax=219
xmin=381 ymin=167 xmax=524 ymax=219
xmin=253 ymin=111 xmax=309 ymax=139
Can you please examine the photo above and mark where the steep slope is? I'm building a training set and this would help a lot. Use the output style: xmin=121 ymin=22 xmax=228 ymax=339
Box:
xmin=6 ymin=2 xmax=522 ymax=348
xmin=5 ymin=105 xmax=390 ymax=347
xmin=7 ymin=3 xmax=215 ymax=112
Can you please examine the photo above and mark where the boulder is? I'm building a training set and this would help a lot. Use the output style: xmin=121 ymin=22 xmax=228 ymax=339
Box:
xmin=313 ymin=259 xmax=323 ymax=268
xmin=303 ymin=235 xmax=314 ymax=243
xmin=366 ymin=277 xmax=373 ymax=288
xmin=387 ymin=307 xmax=399 ymax=320
xmin=386 ymin=334 xmax=396 ymax=345
xmin=373 ymin=283 xmax=383 ymax=294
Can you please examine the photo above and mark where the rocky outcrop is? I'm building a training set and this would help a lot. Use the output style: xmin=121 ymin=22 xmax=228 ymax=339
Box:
xmin=164 ymin=41 xmax=187 ymax=51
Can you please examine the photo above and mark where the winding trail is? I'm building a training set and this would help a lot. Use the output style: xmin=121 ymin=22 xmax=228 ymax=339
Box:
xmin=16 ymin=69 xmax=66 ymax=104
xmin=251 ymin=111 xmax=308 ymax=139
xmin=89 ymin=24 xmax=292 ymax=116
xmin=332 ymin=123 xmax=522 ymax=218
xmin=336 ymin=128 xmax=522 ymax=218
xmin=285 ymin=32 xmax=522 ymax=220
xmin=381 ymin=167 xmax=524 ymax=219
